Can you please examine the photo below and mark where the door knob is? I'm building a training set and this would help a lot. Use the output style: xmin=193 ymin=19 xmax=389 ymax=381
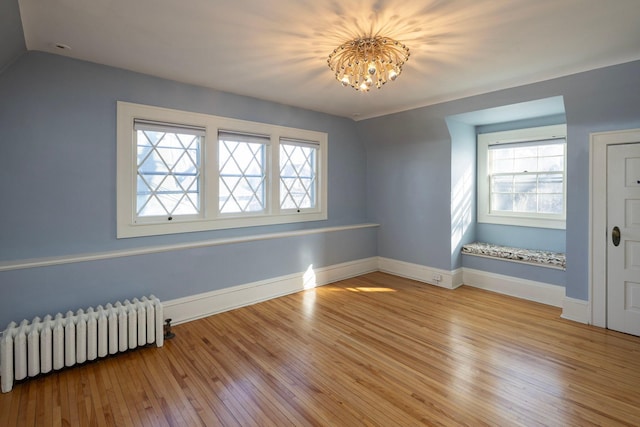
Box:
xmin=612 ymin=226 xmax=621 ymax=247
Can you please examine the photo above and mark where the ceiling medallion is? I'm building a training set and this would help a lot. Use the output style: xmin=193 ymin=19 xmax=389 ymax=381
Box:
xmin=327 ymin=36 xmax=410 ymax=92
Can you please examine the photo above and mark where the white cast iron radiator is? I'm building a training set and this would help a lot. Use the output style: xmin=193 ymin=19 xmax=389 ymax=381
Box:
xmin=0 ymin=295 xmax=164 ymax=393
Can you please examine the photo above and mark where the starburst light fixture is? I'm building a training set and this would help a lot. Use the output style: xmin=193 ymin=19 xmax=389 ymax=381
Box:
xmin=327 ymin=35 xmax=410 ymax=92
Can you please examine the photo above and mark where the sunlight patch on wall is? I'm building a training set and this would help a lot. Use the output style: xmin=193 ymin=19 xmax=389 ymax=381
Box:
xmin=451 ymin=167 xmax=473 ymax=254
xmin=303 ymin=264 xmax=317 ymax=290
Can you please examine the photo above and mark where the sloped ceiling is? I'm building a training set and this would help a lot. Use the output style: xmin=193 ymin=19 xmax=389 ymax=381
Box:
xmin=15 ymin=0 xmax=640 ymax=119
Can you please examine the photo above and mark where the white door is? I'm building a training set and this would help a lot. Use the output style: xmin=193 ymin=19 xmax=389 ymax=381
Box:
xmin=607 ymin=143 xmax=640 ymax=335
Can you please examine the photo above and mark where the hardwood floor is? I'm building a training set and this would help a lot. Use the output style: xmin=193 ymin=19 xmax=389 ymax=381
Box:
xmin=2 ymin=272 xmax=640 ymax=426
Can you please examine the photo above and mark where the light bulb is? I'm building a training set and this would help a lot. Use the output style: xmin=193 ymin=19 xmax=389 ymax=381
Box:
xmin=341 ymin=76 xmax=350 ymax=87
xmin=388 ymin=69 xmax=398 ymax=81
xmin=367 ymin=62 xmax=377 ymax=75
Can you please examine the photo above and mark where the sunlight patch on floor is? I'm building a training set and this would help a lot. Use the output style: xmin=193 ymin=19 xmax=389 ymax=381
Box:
xmin=345 ymin=287 xmax=397 ymax=293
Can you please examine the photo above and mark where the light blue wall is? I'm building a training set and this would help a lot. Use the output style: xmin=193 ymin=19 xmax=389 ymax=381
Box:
xmin=359 ymin=108 xmax=453 ymax=270
xmin=446 ymin=119 xmax=476 ymax=269
xmin=0 ymin=53 xmax=369 ymax=260
xmin=476 ymin=113 xmax=566 ymax=134
xmin=449 ymin=99 xmax=568 ymax=256
xmin=3 ymin=50 xmax=640 ymax=325
xmin=0 ymin=0 xmax=25 ymax=73
xmin=448 ymin=99 xmax=567 ymax=284
xmin=0 ymin=52 xmax=374 ymax=326
xmin=462 ymin=255 xmax=565 ymax=286
xmin=358 ymin=60 xmax=640 ymax=301
xmin=0 ymin=228 xmax=377 ymax=326
xmin=475 ymin=224 xmax=565 ymax=253
xmin=561 ymin=63 xmax=640 ymax=300
xmin=474 ymin=112 xmax=568 ymax=254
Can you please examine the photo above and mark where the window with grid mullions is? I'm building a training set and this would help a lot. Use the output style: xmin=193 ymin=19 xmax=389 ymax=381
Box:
xmin=489 ymin=140 xmax=564 ymax=215
xmin=477 ymin=124 xmax=567 ymax=229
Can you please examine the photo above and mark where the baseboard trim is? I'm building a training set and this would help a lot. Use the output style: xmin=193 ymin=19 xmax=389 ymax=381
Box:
xmin=451 ymin=268 xmax=464 ymax=289
xmin=377 ymin=257 xmax=461 ymax=289
xmin=164 ymin=256 xmax=576 ymax=326
xmin=561 ymin=297 xmax=590 ymax=324
xmin=462 ymin=267 xmax=565 ymax=307
xmin=163 ymin=257 xmax=378 ymax=325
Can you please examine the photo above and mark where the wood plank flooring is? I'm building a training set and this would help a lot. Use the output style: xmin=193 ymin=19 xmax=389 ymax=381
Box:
xmin=2 ymin=272 xmax=640 ymax=426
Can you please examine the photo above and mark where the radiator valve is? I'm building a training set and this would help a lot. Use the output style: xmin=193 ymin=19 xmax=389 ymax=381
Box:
xmin=164 ymin=318 xmax=176 ymax=340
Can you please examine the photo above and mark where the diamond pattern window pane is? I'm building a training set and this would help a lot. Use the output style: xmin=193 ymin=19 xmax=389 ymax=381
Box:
xmin=488 ymin=140 xmax=565 ymax=215
xmin=218 ymin=136 xmax=266 ymax=214
xmin=280 ymin=143 xmax=317 ymax=210
xmin=135 ymin=126 xmax=201 ymax=218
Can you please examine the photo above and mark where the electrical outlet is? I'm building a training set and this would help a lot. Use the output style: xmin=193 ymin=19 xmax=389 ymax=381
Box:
xmin=432 ymin=273 xmax=442 ymax=282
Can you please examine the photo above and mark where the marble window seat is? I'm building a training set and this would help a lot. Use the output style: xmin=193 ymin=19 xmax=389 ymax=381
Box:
xmin=461 ymin=242 xmax=566 ymax=270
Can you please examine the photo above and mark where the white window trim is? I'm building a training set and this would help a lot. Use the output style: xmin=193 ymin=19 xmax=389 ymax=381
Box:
xmin=477 ymin=124 xmax=567 ymax=230
xmin=117 ymin=102 xmax=328 ymax=238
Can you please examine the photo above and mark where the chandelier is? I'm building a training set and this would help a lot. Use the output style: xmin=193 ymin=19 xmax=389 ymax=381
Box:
xmin=327 ymin=35 xmax=410 ymax=92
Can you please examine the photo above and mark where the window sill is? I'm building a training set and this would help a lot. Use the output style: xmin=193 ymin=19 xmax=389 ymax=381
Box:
xmin=478 ymin=214 xmax=566 ymax=230
xmin=119 ymin=211 xmax=328 ymax=238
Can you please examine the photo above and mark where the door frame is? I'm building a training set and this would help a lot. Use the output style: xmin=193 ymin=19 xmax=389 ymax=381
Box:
xmin=590 ymin=128 xmax=640 ymax=327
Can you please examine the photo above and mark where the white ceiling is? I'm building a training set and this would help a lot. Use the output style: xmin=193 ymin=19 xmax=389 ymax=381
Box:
xmin=17 ymin=0 xmax=640 ymax=120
